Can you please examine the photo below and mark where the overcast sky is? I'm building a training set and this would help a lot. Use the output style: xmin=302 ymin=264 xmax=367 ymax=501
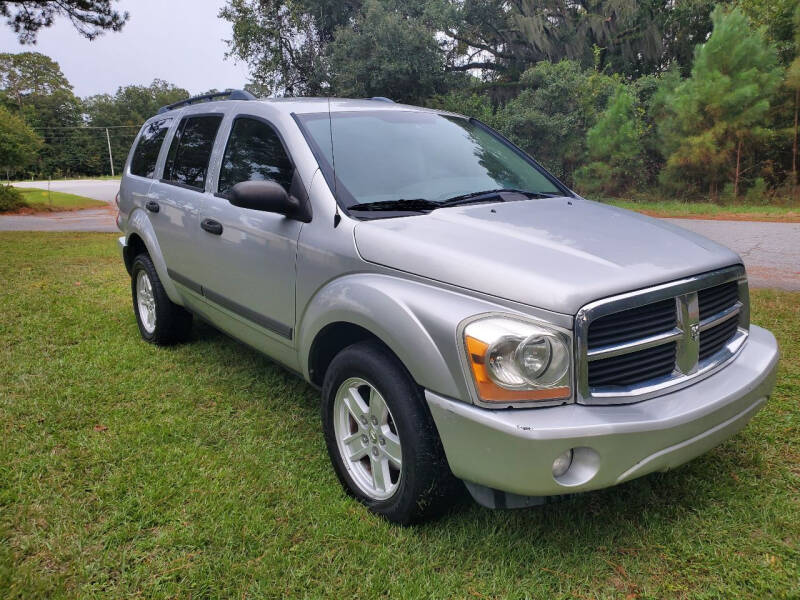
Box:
xmin=0 ymin=0 xmax=251 ymax=98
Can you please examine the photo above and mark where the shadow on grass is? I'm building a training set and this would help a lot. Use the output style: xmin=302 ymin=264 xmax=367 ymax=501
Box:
xmin=179 ymin=317 xmax=755 ymax=555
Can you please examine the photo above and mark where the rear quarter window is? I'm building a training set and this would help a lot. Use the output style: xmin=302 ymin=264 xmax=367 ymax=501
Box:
xmin=162 ymin=115 xmax=223 ymax=190
xmin=130 ymin=118 xmax=171 ymax=178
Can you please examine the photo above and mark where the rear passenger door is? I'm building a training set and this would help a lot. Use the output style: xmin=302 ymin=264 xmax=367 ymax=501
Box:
xmin=122 ymin=117 xmax=172 ymax=222
xmin=194 ymin=115 xmax=303 ymax=343
xmin=146 ymin=114 xmax=223 ymax=292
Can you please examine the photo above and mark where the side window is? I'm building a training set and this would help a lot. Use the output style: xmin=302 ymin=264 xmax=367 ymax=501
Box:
xmin=130 ymin=118 xmax=171 ymax=178
xmin=163 ymin=115 xmax=223 ymax=190
xmin=218 ymin=118 xmax=294 ymax=195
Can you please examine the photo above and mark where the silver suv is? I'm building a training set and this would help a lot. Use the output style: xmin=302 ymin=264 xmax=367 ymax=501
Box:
xmin=117 ymin=90 xmax=779 ymax=523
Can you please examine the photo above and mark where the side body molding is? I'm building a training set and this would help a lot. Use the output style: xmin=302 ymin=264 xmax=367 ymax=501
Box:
xmin=297 ymin=273 xmax=550 ymax=403
xmin=125 ymin=207 xmax=183 ymax=304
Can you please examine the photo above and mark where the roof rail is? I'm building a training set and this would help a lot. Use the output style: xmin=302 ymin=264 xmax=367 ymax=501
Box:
xmin=368 ymin=96 xmax=395 ymax=103
xmin=157 ymin=89 xmax=257 ymax=114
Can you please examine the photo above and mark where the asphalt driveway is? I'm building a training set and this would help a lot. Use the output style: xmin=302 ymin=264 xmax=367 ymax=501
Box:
xmin=1 ymin=182 xmax=798 ymax=290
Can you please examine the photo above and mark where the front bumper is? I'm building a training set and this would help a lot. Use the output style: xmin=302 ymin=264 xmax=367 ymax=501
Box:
xmin=426 ymin=325 xmax=779 ymax=500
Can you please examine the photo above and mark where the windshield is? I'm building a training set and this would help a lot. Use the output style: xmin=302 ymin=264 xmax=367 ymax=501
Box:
xmin=295 ymin=110 xmax=565 ymax=209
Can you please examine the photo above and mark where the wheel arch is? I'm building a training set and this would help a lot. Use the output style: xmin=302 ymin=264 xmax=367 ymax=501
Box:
xmin=298 ymin=274 xmax=494 ymax=402
xmin=123 ymin=208 xmax=183 ymax=304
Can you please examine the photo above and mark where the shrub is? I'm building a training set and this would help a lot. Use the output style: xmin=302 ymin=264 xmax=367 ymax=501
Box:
xmin=745 ymin=177 xmax=770 ymax=205
xmin=0 ymin=185 xmax=27 ymax=212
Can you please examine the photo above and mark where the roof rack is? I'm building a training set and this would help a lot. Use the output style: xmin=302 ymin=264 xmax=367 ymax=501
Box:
xmin=368 ymin=97 xmax=395 ymax=103
xmin=157 ymin=89 xmax=257 ymax=114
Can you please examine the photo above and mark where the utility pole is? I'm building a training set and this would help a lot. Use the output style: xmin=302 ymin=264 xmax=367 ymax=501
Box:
xmin=105 ymin=128 xmax=115 ymax=177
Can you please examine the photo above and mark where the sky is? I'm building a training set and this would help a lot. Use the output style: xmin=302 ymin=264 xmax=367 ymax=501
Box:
xmin=0 ymin=0 xmax=251 ymax=98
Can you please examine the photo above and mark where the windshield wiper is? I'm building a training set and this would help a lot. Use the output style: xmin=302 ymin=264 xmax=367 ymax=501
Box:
xmin=348 ymin=198 xmax=440 ymax=213
xmin=348 ymin=189 xmax=562 ymax=214
xmin=441 ymin=188 xmax=560 ymax=206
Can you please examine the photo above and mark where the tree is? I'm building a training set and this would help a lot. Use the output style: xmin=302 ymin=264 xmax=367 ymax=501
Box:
xmin=220 ymin=0 xmax=358 ymax=96
xmin=785 ymin=4 xmax=800 ymax=190
xmin=85 ymin=80 xmax=189 ymax=127
xmin=737 ymin=0 xmax=797 ymax=65
xmin=574 ymin=86 xmax=645 ymax=196
xmin=0 ymin=52 xmax=96 ymax=177
xmin=85 ymin=80 xmax=189 ymax=175
xmin=658 ymin=7 xmax=782 ymax=198
xmin=0 ymin=104 xmax=42 ymax=176
xmin=327 ymin=0 xmax=449 ymax=103
xmin=494 ymin=60 xmax=618 ymax=185
xmin=0 ymin=0 xmax=127 ymax=43
xmin=0 ymin=51 xmax=71 ymax=107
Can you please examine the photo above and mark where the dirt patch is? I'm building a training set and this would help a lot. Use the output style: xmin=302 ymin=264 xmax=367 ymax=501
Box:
xmin=2 ymin=203 xmax=114 ymax=216
xmin=636 ymin=210 xmax=800 ymax=223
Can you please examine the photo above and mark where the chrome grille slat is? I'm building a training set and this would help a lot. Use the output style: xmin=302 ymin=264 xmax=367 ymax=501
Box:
xmin=588 ymin=344 xmax=677 ymax=384
xmin=587 ymin=328 xmax=682 ymax=360
xmin=576 ymin=266 xmax=750 ymax=405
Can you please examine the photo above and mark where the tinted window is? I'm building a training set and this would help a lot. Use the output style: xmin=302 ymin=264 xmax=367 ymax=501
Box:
xmin=130 ymin=118 xmax=171 ymax=178
xmin=298 ymin=111 xmax=563 ymax=207
xmin=218 ymin=118 xmax=293 ymax=194
xmin=163 ymin=115 xmax=223 ymax=190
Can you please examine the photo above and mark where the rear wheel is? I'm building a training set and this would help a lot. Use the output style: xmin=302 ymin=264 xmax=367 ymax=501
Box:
xmin=131 ymin=253 xmax=192 ymax=345
xmin=321 ymin=341 xmax=458 ymax=524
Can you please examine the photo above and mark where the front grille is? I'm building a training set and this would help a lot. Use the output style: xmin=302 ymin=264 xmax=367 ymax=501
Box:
xmin=578 ymin=268 xmax=749 ymax=402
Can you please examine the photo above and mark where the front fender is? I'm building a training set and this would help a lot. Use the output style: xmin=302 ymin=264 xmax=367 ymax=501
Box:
xmin=125 ymin=208 xmax=183 ymax=305
xmin=297 ymin=273 xmax=540 ymax=403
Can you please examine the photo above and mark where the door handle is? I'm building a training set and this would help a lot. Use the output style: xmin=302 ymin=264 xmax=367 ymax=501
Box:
xmin=145 ymin=200 xmax=160 ymax=213
xmin=201 ymin=218 xmax=223 ymax=235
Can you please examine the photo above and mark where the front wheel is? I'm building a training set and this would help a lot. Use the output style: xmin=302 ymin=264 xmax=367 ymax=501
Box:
xmin=321 ymin=341 xmax=458 ymax=524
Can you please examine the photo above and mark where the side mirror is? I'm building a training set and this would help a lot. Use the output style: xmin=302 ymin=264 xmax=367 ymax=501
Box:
xmin=228 ymin=180 xmax=310 ymax=221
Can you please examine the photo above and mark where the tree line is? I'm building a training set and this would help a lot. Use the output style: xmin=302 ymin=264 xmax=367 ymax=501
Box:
xmin=0 ymin=52 xmax=191 ymax=180
xmin=221 ymin=0 xmax=800 ymax=202
xmin=2 ymin=0 xmax=799 ymax=203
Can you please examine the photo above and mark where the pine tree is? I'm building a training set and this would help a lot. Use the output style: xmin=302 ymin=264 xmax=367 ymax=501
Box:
xmin=659 ymin=7 xmax=783 ymax=198
xmin=575 ymin=86 xmax=644 ymax=196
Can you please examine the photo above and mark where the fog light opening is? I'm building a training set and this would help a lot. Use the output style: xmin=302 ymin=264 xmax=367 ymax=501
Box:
xmin=552 ymin=449 xmax=574 ymax=478
xmin=552 ymin=446 xmax=601 ymax=487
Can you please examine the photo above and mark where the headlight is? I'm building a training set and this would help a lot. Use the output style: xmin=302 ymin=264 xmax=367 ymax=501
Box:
xmin=462 ymin=316 xmax=572 ymax=404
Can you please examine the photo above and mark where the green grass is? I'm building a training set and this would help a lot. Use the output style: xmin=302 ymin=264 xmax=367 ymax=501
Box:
xmin=1 ymin=232 xmax=798 ymax=599
xmin=11 ymin=187 xmax=107 ymax=212
xmin=601 ymin=199 xmax=800 ymax=221
xmin=9 ymin=175 xmax=121 ymax=183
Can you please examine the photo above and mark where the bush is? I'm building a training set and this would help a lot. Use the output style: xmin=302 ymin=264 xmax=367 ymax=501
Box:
xmin=744 ymin=177 xmax=770 ymax=205
xmin=0 ymin=185 xmax=27 ymax=212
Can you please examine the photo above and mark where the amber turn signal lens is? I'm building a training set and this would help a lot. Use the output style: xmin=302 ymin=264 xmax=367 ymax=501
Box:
xmin=465 ymin=336 xmax=570 ymax=403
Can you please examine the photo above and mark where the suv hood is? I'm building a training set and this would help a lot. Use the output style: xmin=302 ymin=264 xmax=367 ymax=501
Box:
xmin=353 ymin=197 xmax=742 ymax=315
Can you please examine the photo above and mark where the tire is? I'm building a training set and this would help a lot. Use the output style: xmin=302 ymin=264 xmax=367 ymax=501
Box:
xmin=131 ymin=253 xmax=192 ymax=345
xmin=321 ymin=340 xmax=459 ymax=524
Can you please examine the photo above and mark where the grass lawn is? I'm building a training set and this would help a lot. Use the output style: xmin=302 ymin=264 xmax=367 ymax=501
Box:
xmin=1 ymin=232 xmax=798 ymax=599
xmin=601 ymin=199 xmax=800 ymax=222
xmin=9 ymin=188 xmax=107 ymax=213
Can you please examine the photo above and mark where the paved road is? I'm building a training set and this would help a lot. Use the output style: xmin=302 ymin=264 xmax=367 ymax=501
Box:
xmin=1 ymin=182 xmax=797 ymax=290
xmin=11 ymin=179 xmax=120 ymax=204
xmin=664 ymin=218 xmax=800 ymax=291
